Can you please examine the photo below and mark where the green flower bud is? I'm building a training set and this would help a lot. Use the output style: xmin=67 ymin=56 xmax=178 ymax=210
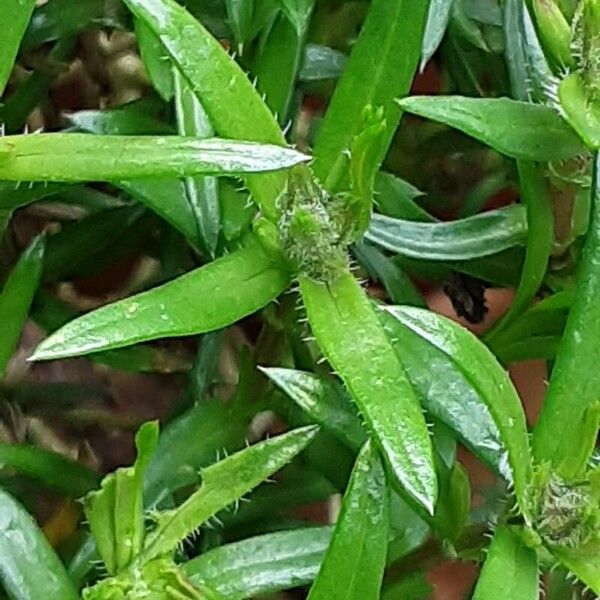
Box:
xmin=531 ymin=0 xmax=576 ymax=71
xmin=559 ymin=0 xmax=600 ymax=149
xmin=278 ymin=169 xmax=351 ymax=283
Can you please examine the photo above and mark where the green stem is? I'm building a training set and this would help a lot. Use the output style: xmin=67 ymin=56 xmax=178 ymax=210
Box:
xmin=532 ymin=152 xmax=600 ymax=479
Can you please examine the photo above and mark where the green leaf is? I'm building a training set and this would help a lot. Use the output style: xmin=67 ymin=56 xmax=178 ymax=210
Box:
xmin=31 ymin=235 xmax=290 ymax=360
xmin=67 ymin=99 xmax=173 ymax=135
xmin=0 ymin=0 xmax=37 ymax=95
xmin=141 ymin=425 xmax=318 ymax=561
xmin=312 ymin=0 xmax=430 ymax=190
xmin=383 ymin=306 xmax=532 ymax=520
xmin=353 ymin=240 xmax=427 ymax=307
xmin=119 ymin=179 xmax=201 ymax=245
xmin=379 ymin=309 xmax=504 ymax=474
xmin=551 ymin=544 xmax=600 ymax=596
xmin=397 ymin=96 xmax=586 ymax=161
xmin=348 ymin=108 xmax=387 ymax=237
xmin=533 ymin=153 xmax=600 ymax=479
xmin=135 ymin=18 xmax=174 ymax=101
xmin=307 ymin=441 xmax=389 ymax=600
xmin=503 ymin=0 xmax=555 ymax=104
xmin=144 ymin=400 xmax=250 ymax=503
xmin=84 ymin=421 xmax=159 ymax=574
xmin=559 ymin=72 xmax=600 ymax=150
xmin=374 ymin=172 xmax=431 ymax=221
xmin=185 ymin=527 xmax=331 ymax=599
xmin=0 ymin=235 xmax=45 ymax=378
xmin=68 ymin=399 xmax=251 ymax=586
xmin=300 ymin=271 xmax=437 ymax=514
xmin=421 ymin=0 xmax=455 ymax=69
xmin=299 ymin=44 xmax=347 ymax=82
xmin=21 ymin=0 xmax=129 ymax=52
xmin=0 ymin=444 xmax=99 ymax=497
xmin=253 ymin=4 xmax=313 ymax=124
xmin=122 ymin=0 xmax=287 ymax=222
xmin=43 ymin=206 xmax=146 ymax=283
xmin=174 ymin=68 xmax=221 ymax=257
xmin=472 ymin=526 xmax=539 ymax=600
xmin=486 ymin=163 xmax=554 ymax=341
xmin=366 ymin=204 xmax=527 ymax=261
xmin=0 ymin=488 xmax=79 ymax=600
xmin=0 ymin=134 xmax=309 ymax=181
xmin=225 ymin=0 xmax=256 ymax=53
xmin=261 ymin=367 xmax=366 ymax=450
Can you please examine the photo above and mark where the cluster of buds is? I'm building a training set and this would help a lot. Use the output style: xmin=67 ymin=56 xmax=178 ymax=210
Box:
xmin=531 ymin=0 xmax=600 ymax=147
xmin=277 ymin=168 xmax=354 ymax=283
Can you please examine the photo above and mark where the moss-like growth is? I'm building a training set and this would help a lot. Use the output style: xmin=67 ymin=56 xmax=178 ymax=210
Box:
xmin=529 ymin=465 xmax=599 ymax=549
xmin=278 ymin=169 xmax=354 ymax=283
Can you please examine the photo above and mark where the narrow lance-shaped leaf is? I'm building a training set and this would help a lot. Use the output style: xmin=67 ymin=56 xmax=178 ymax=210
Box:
xmin=122 ymin=0 xmax=288 ymax=221
xmin=551 ymin=544 xmax=600 ymax=596
xmin=0 ymin=235 xmax=45 ymax=378
xmin=472 ymin=526 xmax=539 ymax=600
xmin=0 ymin=134 xmax=309 ymax=182
xmin=307 ymin=441 xmax=389 ymax=600
xmin=485 ymin=164 xmax=554 ymax=341
xmin=366 ymin=204 xmax=528 ymax=261
xmin=0 ymin=0 xmax=37 ymax=95
xmin=383 ymin=306 xmax=533 ymax=520
xmin=254 ymin=0 xmax=316 ymax=124
xmin=487 ymin=3 xmax=555 ymax=337
xmin=397 ymin=96 xmax=586 ymax=162
xmin=421 ymin=0 xmax=455 ymax=70
xmin=261 ymin=367 xmax=367 ymax=450
xmin=312 ymin=0 xmax=430 ymax=189
xmin=174 ymin=68 xmax=221 ymax=257
xmin=141 ymin=425 xmax=319 ymax=561
xmin=83 ymin=421 xmax=159 ymax=574
xmin=135 ymin=18 xmax=174 ymax=101
xmin=68 ymin=399 xmax=252 ymax=586
xmin=31 ymin=235 xmax=290 ymax=360
xmin=353 ymin=240 xmax=427 ymax=307
xmin=533 ymin=153 xmax=600 ymax=478
xmin=185 ymin=527 xmax=332 ymax=599
xmin=379 ymin=310 xmax=505 ymax=473
xmin=300 ymin=271 xmax=437 ymax=514
xmin=348 ymin=107 xmax=387 ymax=237
xmin=0 ymin=488 xmax=79 ymax=600
xmin=0 ymin=444 xmax=99 ymax=497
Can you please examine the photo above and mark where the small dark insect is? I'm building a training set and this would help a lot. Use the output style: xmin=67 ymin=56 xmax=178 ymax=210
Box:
xmin=443 ymin=272 xmax=488 ymax=324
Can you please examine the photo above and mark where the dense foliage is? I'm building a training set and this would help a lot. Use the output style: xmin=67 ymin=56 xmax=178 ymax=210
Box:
xmin=0 ymin=0 xmax=599 ymax=598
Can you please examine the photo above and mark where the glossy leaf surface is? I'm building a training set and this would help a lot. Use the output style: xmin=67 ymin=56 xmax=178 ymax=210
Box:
xmin=307 ymin=442 xmax=389 ymax=600
xmin=312 ymin=0 xmax=429 ymax=189
xmin=122 ymin=0 xmax=288 ymax=221
xmin=32 ymin=236 xmax=290 ymax=360
xmin=0 ymin=134 xmax=309 ymax=181
xmin=366 ymin=204 xmax=527 ymax=261
xmin=383 ymin=306 xmax=532 ymax=519
xmin=185 ymin=527 xmax=331 ymax=599
xmin=398 ymin=96 xmax=585 ymax=161
xmin=472 ymin=526 xmax=539 ymax=600
xmin=0 ymin=489 xmax=78 ymax=600
xmin=142 ymin=426 xmax=318 ymax=560
xmin=300 ymin=272 xmax=437 ymax=514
